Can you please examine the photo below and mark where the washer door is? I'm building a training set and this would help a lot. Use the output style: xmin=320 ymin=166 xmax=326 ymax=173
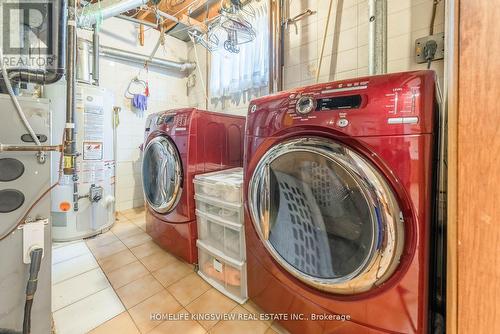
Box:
xmin=248 ymin=137 xmax=405 ymax=294
xmin=142 ymin=136 xmax=183 ymax=214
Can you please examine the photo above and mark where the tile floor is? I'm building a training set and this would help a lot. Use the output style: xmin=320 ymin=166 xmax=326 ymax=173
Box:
xmin=52 ymin=208 xmax=289 ymax=334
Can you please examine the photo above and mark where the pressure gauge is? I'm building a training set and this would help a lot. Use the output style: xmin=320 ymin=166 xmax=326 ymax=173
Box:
xmin=296 ymin=96 xmax=316 ymax=115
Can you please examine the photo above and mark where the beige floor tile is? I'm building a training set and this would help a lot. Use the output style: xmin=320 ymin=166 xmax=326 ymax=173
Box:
xmin=121 ymin=232 xmax=152 ymax=248
xmin=242 ymin=300 xmax=272 ymax=326
xmin=88 ymin=312 xmax=140 ymax=334
xmin=130 ymin=217 xmax=147 ymax=231
xmin=119 ymin=207 xmax=145 ymax=216
xmin=128 ymin=290 xmax=183 ymax=333
xmin=130 ymin=241 xmax=162 ymax=259
xmin=139 ymin=251 xmax=177 ymax=272
xmin=106 ymin=260 xmax=149 ymax=289
xmin=115 ymin=212 xmax=131 ymax=223
xmin=210 ymin=305 xmax=269 ymax=334
xmin=90 ymin=240 xmax=128 ymax=260
xmin=116 ymin=274 xmax=164 ymax=309
xmin=185 ymin=289 xmax=237 ymax=330
xmin=167 ymin=273 xmax=211 ymax=307
xmin=112 ymin=223 xmax=143 ymax=239
xmin=98 ymin=249 xmax=137 ymax=274
xmin=147 ymin=309 xmax=205 ymax=334
xmin=270 ymin=321 xmax=291 ymax=334
xmin=152 ymin=259 xmax=193 ymax=288
xmin=119 ymin=208 xmax=146 ymax=221
xmin=86 ymin=231 xmax=119 ymax=250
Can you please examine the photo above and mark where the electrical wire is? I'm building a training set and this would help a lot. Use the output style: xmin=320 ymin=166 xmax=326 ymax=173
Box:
xmin=0 ymin=47 xmax=42 ymax=146
xmin=189 ymin=35 xmax=208 ymax=106
xmin=427 ymin=0 xmax=442 ymax=69
xmin=429 ymin=0 xmax=442 ymax=36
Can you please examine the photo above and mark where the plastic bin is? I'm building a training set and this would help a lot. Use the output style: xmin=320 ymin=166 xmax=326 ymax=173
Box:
xmin=194 ymin=194 xmax=243 ymax=225
xmin=194 ymin=168 xmax=243 ymax=204
xmin=196 ymin=209 xmax=245 ymax=261
xmin=197 ymin=240 xmax=247 ymax=304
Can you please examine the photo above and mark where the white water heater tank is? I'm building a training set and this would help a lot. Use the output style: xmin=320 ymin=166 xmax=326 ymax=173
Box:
xmin=45 ymin=83 xmax=115 ymax=241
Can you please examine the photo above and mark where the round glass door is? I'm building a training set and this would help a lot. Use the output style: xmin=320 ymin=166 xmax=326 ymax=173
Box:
xmin=142 ymin=136 xmax=183 ymax=214
xmin=249 ymin=137 xmax=405 ymax=294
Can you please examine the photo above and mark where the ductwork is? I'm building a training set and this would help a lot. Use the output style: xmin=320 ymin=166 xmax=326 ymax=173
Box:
xmin=6 ymin=0 xmax=67 ymax=84
xmin=99 ymin=45 xmax=196 ymax=73
xmin=78 ymin=0 xmax=149 ymax=28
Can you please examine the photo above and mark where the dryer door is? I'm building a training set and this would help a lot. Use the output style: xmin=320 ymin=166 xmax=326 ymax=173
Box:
xmin=142 ymin=136 xmax=183 ymax=214
xmin=248 ymin=137 xmax=405 ymax=294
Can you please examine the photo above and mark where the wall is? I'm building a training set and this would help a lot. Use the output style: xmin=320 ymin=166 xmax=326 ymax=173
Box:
xmin=187 ymin=0 xmax=445 ymax=113
xmin=79 ymin=18 xmax=192 ymax=211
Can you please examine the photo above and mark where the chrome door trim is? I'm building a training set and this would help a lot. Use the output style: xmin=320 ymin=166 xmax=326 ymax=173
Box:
xmin=248 ymin=137 xmax=405 ymax=294
xmin=142 ymin=136 xmax=183 ymax=214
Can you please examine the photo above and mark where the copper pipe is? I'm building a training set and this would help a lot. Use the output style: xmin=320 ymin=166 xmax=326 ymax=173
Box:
xmin=0 ymin=144 xmax=63 ymax=152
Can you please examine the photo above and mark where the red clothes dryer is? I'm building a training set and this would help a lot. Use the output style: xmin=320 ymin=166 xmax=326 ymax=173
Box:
xmin=244 ymin=71 xmax=438 ymax=333
xmin=142 ymin=108 xmax=245 ymax=263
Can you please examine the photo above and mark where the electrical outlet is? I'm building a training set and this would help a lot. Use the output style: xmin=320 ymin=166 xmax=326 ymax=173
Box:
xmin=415 ymin=32 xmax=445 ymax=64
xmin=23 ymin=219 xmax=47 ymax=264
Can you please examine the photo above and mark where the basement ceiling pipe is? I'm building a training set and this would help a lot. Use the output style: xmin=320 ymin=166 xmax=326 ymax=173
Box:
xmin=78 ymin=0 xmax=149 ymax=28
xmin=99 ymin=45 xmax=196 ymax=74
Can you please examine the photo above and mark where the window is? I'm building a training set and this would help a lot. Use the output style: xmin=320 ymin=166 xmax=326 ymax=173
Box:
xmin=209 ymin=1 xmax=269 ymax=105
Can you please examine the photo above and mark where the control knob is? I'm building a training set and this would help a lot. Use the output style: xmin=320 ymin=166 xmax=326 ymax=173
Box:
xmin=296 ymin=96 xmax=316 ymax=115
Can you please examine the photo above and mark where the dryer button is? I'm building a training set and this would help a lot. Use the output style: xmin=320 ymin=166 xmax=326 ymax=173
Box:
xmin=337 ymin=118 xmax=349 ymax=127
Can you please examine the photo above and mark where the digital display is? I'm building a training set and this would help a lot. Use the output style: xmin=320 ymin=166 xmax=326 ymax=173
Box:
xmin=317 ymin=95 xmax=362 ymax=110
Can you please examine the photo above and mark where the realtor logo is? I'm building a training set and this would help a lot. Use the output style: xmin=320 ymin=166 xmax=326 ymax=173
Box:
xmin=1 ymin=0 xmax=56 ymax=67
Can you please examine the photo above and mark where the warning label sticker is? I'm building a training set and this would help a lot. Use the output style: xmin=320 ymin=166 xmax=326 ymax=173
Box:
xmin=83 ymin=141 xmax=103 ymax=160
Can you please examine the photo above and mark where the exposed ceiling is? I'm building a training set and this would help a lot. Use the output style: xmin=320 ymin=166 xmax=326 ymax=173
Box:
xmin=123 ymin=0 xmax=222 ymax=41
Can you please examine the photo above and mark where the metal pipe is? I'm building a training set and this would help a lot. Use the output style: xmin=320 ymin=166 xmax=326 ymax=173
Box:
xmin=99 ymin=45 xmax=196 ymax=73
xmin=6 ymin=0 xmax=67 ymax=84
xmin=269 ymin=0 xmax=283 ymax=93
xmin=78 ymin=0 xmax=148 ymax=28
xmin=76 ymin=39 xmax=92 ymax=83
xmin=116 ymin=15 xmax=158 ymax=28
xmin=368 ymin=0 xmax=387 ymax=75
xmin=92 ymin=26 xmax=100 ymax=85
xmin=65 ymin=0 xmax=77 ymax=176
xmin=156 ymin=9 xmax=180 ymax=23
xmin=0 ymin=144 xmax=62 ymax=152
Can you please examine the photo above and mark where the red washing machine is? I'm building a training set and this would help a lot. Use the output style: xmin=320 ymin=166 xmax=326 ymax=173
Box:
xmin=142 ymin=108 xmax=245 ymax=263
xmin=244 ymin=71 xmax=438 ymax=333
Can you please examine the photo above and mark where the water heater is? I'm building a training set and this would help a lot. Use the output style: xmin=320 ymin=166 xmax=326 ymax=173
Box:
xmin=45 ymin=83 xmax=115 ymax=241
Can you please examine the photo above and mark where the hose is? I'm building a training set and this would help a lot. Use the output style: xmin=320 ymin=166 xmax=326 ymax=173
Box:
xmin=189 ymin=35 xmax=208 ymax=107
xmin=22 ymin=248 xmax=44 ymax=334
xmin=316 ymin=0 xmax=334 ymax=83
xmin=0 ymin=47 xmax=42 ymax=146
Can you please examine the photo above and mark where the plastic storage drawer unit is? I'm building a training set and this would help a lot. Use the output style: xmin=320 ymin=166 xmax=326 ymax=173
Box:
xmin=194 ymin=194 xmax=243 ymax=225
xmin=197 ymin=240 xmax=247 ymax=304
xmin=193 ymin=168 xmax=243 ymax=204
xmin=196 ymin=209 xmax=245 ymax=261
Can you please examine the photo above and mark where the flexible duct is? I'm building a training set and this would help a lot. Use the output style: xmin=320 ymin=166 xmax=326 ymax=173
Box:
xmin=5 ymin=0 xmax=67 ymax=84
xmin=78 ymin=0 xmax=149 ymax=28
